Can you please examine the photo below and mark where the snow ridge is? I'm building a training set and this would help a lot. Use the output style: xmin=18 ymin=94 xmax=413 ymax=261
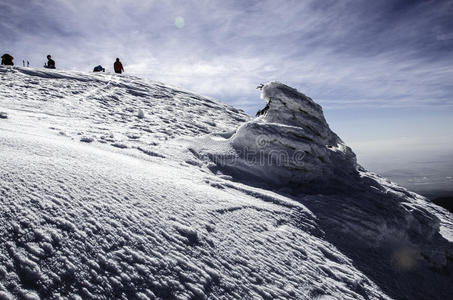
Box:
xmin=0 ymin=66 xmax=249 ymax=154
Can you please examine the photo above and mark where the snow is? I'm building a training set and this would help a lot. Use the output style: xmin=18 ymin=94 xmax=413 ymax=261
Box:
xmin=137 ymin=109 xmax=145 ymax=119
xmin=1 ymin=66 xmax=452 ymax=299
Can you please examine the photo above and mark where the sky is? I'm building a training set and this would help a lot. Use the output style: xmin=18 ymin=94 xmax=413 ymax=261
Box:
xmin=1 ymin=0 xmax=453 ymax=193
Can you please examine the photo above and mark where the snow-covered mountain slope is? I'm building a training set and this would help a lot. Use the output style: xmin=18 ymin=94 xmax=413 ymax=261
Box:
xmin=0 ymin=67 xmax=248 ymax=152
xmin=0 ymin=66 xmax=452 ymax=300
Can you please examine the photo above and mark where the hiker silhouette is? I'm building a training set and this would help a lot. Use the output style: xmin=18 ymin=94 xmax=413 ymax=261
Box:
xmin=1 ymin=54 xmax=14 ymax=66
xmin=114 ymin=58 xmax=124 ymax=74
xmin=44 ymin=55 xmax=55 ymax=69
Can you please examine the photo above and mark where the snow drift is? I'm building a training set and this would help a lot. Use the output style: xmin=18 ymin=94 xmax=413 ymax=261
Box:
xmin=1 ymin=66 xmax=452 ymax=300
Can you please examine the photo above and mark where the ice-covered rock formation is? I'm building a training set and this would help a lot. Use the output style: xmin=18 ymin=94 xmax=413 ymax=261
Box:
xmin=196 ymin=82 xmax=358 ymax=192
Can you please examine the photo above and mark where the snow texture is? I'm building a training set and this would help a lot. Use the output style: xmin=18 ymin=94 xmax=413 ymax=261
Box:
xmin=1 ymin=67 xmax=452 ymax=300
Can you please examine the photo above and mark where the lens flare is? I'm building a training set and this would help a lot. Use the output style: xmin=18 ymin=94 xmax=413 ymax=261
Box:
xmin=391 ymin=247 xmax=418 ymax=271
xmin=174 ymin=17 xmax=185 ymax=29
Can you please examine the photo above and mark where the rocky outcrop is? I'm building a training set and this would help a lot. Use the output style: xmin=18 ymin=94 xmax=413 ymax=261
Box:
xmin=202 ymin=82 xmax=359 ymax=192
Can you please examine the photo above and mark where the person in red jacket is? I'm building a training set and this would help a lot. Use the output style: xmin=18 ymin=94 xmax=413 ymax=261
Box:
xmin=114 ymin=58 xmax=124 ymax=74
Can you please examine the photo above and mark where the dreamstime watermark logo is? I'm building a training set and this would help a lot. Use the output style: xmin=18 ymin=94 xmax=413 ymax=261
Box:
xmin=207 ymin=147 xmax=307 ymax=168
xmin=293 ymin=150 xmax=306 ymax=165
xmin=256 ymin=135 xmax=270 ymax=147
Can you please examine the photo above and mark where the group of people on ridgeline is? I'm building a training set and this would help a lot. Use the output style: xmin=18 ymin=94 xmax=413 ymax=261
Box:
xmin=1 ymin=53 xmax=125 ymax=74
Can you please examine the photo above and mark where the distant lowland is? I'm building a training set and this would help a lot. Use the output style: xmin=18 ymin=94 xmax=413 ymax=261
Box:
xmin=416 ymin=190 xmax=453 ymax=213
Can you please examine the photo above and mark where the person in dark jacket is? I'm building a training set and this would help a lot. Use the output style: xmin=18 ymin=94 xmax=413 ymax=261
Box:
xmin=114 ymin=58 xmax=124 ymax=74
xmin=44 ymin=55 xmax=55 ymax=69
xmin=93 ymin=65 xmax=105 ymax=72
xmin=1 ymin=54 xmax=14 ymax=66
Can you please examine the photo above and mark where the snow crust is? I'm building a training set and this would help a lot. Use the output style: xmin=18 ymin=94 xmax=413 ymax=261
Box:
xmin=1 ymin=67 xmax=452 ymax=299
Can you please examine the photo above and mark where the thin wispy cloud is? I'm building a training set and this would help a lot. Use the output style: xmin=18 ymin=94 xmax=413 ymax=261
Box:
xmin=2 ymin=0 xmax=452 ymax=113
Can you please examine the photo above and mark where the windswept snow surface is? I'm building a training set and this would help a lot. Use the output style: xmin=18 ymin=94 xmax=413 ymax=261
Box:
xmin=0 ymin=66 xmax=452 ymax=300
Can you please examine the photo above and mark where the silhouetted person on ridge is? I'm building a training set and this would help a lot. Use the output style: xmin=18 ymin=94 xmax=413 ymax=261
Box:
xmin=44 ymin=55 xmax=55 ymax=69
xmin=1 ymin=53 xmax=14 ymax=66
xmin=114 ymin=58 xmax=124 ymax=74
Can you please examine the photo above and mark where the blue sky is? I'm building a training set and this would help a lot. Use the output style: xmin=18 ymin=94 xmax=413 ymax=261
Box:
xmin=1 ymin=0 xmax=453 ymax=192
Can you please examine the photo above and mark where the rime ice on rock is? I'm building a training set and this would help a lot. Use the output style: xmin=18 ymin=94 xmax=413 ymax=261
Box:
xmin=212 ymin=82 xmax=358 ymax=192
